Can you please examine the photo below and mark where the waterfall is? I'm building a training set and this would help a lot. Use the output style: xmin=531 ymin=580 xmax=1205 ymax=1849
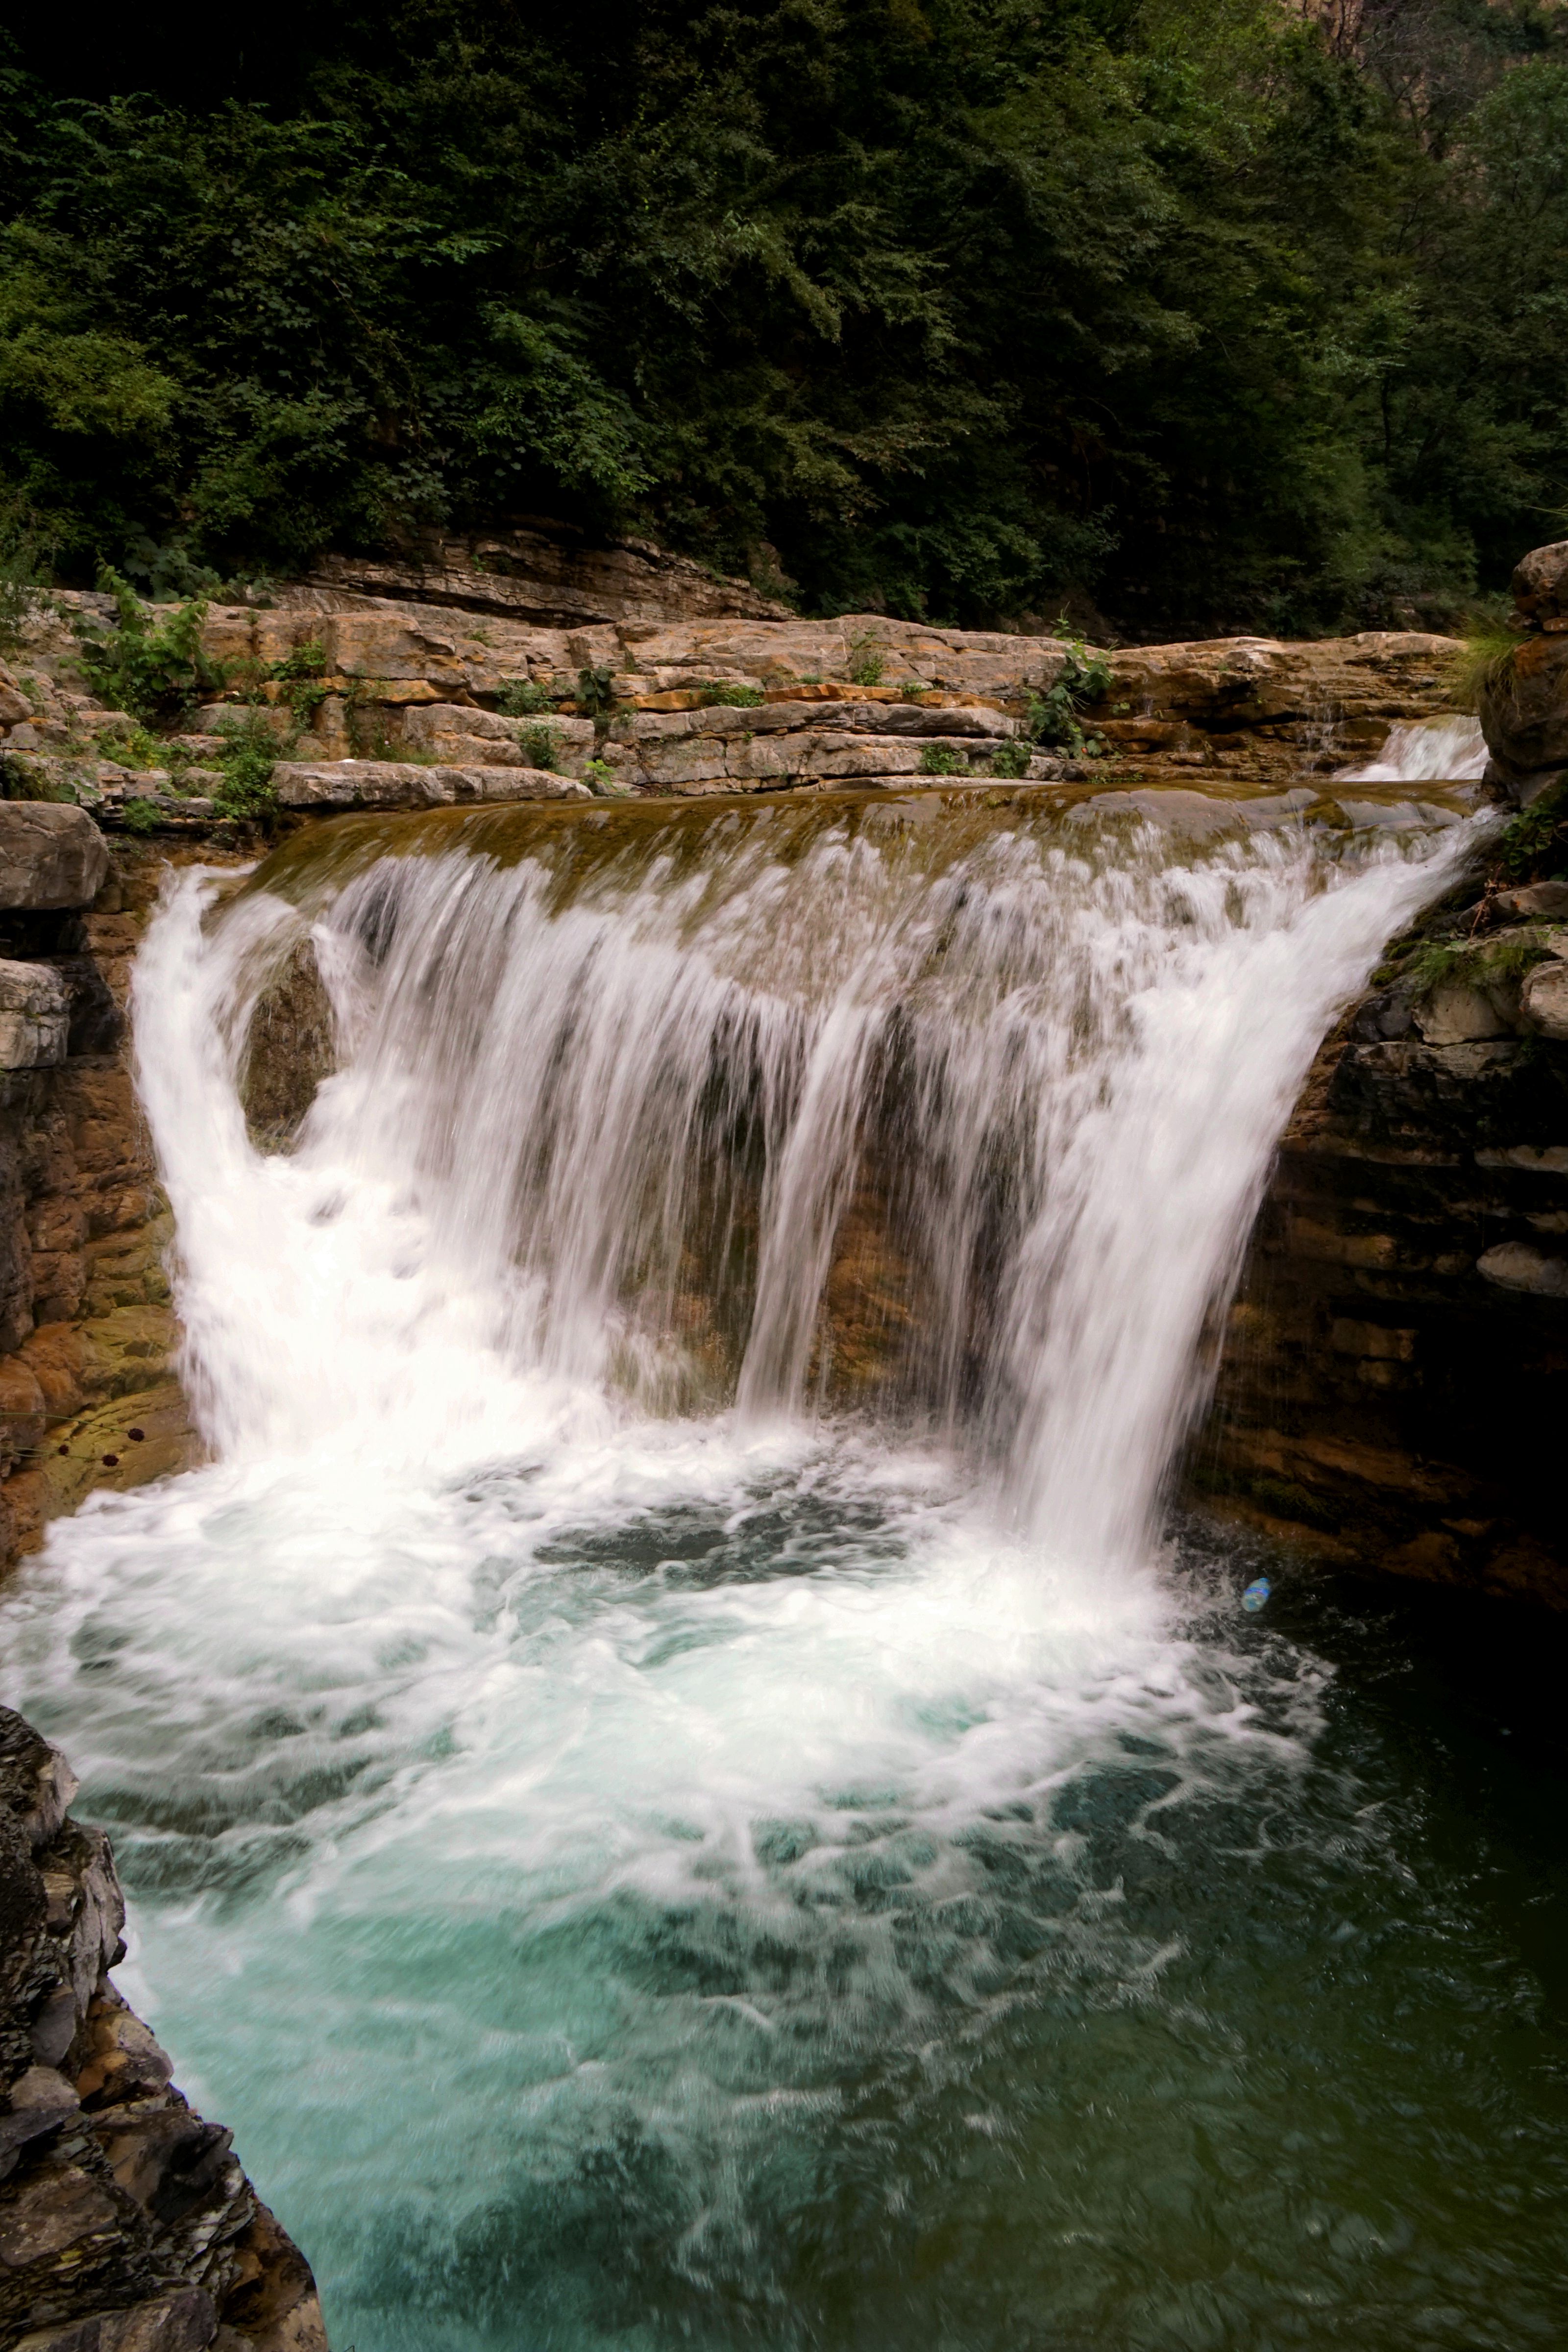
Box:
xmin=2 ymin=786 xmax=1494 ymax=2351
xmin=133 ymin=794 xmax=1466 ymax=1558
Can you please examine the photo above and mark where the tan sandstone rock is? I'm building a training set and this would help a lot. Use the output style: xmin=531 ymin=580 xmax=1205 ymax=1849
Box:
xmin=0 ymin=963 xmax=70 ymax=1069
xmin=1479 ymin=630 xmax=1568 ymax=791
xmin=273 ymin=759 xmax=591 ymax=810
xmin=1521 ymin=956 xmax=1568 ymax=1040
xmin=0 ymin=806 xmax=109 ymax=911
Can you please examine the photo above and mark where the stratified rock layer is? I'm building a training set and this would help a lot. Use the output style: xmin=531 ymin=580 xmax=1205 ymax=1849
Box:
xmin=0 ymin=585 xmax=1466 ymax=820
xmin=297 ymin=523 xmax=793 ymax=627
xmin=0 ymin=1708 xmax=326 ymax=2352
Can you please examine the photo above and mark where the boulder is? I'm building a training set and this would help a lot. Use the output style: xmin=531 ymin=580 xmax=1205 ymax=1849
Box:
xmin=1510 ymin=539 xmax=1568 ymax=628
xmin=0 ymin=963 xmax=70 ymax=1069
xmin=1478 ymin=632 xmax=1568 ymax=789
xmin=239 ymin=938 xmax=337 ymax=1152
xmin=0 ymin=807 xmax=108 ymax=911
xmin=1492 ymin=881 xmax=1568 ymax=920
xmin=1521 ymin=957 xmax=1568 ymax=1040
xmin=1412 ymin=979 xmax=1512 ymax=1046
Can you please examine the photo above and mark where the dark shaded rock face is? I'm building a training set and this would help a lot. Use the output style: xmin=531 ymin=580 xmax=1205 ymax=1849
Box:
xmin=0 ymin=1708 xmax=326 ymax=2352
xmin=1479 ymin=535 xmax=1568 ymax=803
xmin=1193 ymin=912 xmax=1568 ymax=1607
xmin=1196 ymin=538 xmax=1568 ymax=1605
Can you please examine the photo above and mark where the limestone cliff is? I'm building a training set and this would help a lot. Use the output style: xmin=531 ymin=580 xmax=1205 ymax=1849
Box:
xmin=0 ymin=592 xmax=1463 ymax=822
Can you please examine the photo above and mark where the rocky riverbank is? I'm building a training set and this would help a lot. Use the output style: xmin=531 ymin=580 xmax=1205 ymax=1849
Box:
xmin=0 ymin=1706 xmax=325 ymax=2352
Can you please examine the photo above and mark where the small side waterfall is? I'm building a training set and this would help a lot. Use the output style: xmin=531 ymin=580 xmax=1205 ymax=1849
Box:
xmin=8 ymin=781 xmax=1534 ymax=2352
xmin=1335 ymin=712 xmax=1487 ymax=784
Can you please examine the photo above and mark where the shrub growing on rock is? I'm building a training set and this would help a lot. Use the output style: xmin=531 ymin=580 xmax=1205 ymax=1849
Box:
xmin=74 ymin=574 xmax=225 ymax=725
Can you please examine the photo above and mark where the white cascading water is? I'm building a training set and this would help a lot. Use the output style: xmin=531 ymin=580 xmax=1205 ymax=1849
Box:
xmin=1335 ymin=713 xmax=1487 ymax=784
xmin=0 ymin=770 xmax=1492 ymax=2348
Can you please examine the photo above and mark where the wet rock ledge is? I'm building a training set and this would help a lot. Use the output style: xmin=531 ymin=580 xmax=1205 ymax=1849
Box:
xmin=0 ymin=1709 xmax=325 ymax=2352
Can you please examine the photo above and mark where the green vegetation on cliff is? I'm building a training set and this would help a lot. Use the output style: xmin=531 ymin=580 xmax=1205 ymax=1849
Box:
xmin=1 ymin=0 xmax=1567 ymax=637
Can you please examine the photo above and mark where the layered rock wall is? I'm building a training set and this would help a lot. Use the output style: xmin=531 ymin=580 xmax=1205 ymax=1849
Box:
xmin=0 ymin=1708 xmax=325 ymax=2352
xmin=0 ymin=810 xmax=204 ymax=1568
xmin=294 ymin=521 xmax=794 ymax=627
xmin=1195 ymin=541 xmax=1568 ymax=1604
xmin=1191 ymin=983 xmax=1568 ymax=1606
xmin=2 ymin=585 xmax=1463 ymax=820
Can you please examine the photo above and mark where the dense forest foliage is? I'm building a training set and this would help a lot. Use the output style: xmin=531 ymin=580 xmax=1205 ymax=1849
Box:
xmin=0 ymin=0 xmax=1565 ymax=637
